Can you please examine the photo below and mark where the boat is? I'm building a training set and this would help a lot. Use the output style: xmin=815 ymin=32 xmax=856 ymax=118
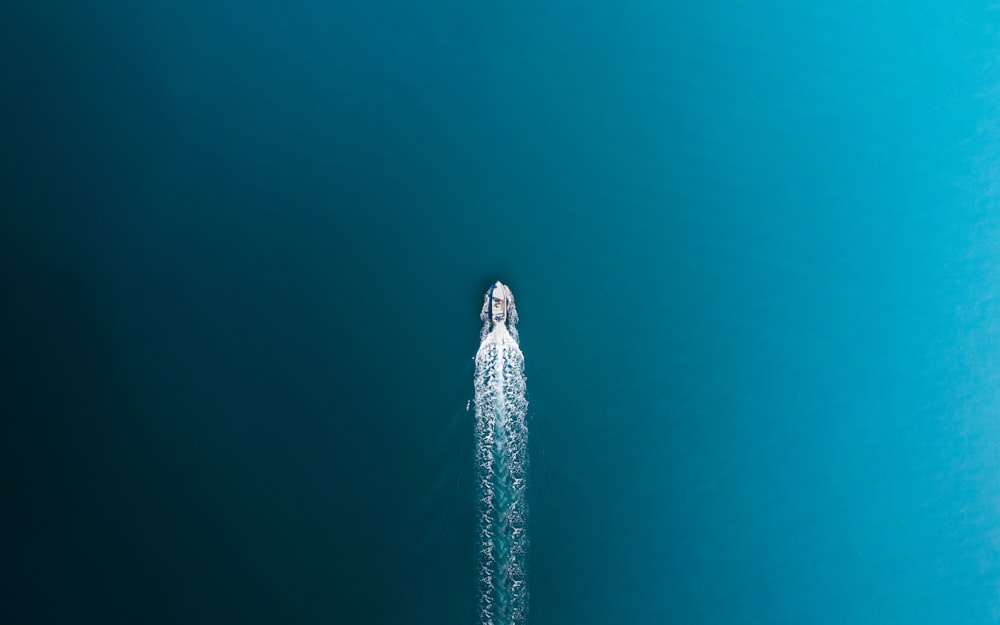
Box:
xmin=484 ymin=281 xmax=512 ymax=327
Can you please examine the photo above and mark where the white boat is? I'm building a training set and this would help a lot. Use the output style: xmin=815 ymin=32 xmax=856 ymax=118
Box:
xmin=484 ymin=281 xmax=512 ymax=327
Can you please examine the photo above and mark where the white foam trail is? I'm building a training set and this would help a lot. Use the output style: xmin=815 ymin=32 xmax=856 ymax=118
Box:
xmin=475 ymin=296 xmax=528 ymax=625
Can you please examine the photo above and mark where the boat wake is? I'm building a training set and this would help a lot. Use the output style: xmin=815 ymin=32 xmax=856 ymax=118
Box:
xmin=475 ymin=282 xmax=528 ymax=625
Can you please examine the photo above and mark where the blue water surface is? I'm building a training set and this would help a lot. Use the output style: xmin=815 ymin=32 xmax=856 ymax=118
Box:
xmin=4 ymin=1 xmax=1000 ymax=623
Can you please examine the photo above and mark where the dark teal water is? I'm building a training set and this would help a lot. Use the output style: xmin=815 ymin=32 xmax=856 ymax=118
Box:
xmin=5 ymin=1 xmax=1000 ymax=623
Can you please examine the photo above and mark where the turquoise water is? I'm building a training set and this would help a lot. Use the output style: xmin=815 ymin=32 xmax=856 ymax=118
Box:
xmin=5 ymin=1 xmax=1000 ymax=623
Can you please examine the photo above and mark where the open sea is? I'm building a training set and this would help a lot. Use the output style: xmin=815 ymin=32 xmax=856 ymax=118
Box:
xmin=5 ymin=1 xmax=1000 ymax=623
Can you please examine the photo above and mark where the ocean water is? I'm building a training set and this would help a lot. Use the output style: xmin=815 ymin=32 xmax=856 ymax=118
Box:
xmin=4 ymin=1 xmax=1000 ymax=623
